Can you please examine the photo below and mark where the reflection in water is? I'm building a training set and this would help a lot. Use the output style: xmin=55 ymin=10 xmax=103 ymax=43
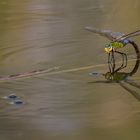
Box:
xmin=1 ymin=0 xmax=140 ymax=140
xmin=86 ymin=26 xmax=140 ymax=100
xmin=106 ymin=41 xmax=140 ymax=80
xmin=2 ymin=94 xmax=24 ymax=105
xmin=92 ymin=41 xmax=140 ymax=101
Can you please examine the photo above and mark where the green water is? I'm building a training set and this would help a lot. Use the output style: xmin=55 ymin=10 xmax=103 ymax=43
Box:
xmin=0 ymin=0 xmax=140 ymax=140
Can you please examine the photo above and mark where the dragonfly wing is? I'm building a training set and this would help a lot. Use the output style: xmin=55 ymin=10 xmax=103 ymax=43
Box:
xmin=85 ymin=26 xmax=125 ymax=41
xmin=116 ymin=30 xmax=140 ymax=41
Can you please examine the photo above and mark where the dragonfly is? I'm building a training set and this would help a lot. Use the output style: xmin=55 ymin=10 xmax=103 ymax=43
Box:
xmin=85 ymin=27 xmax=140 ymax=53
xmin=85 ymin=27 xmax=140 ymax=70
xmin=89 ymin=52 xmax=140 ymax=101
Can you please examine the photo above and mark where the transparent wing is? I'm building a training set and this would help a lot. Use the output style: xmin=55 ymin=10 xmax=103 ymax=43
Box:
xmin=116 ymin=30 xmax=140 ymax=41
xmin=85 ymin=26 xmax=125 ymax=41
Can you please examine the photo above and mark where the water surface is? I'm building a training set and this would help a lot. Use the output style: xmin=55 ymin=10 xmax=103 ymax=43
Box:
xmin=0 ymin=0 xmax=140 ymax=140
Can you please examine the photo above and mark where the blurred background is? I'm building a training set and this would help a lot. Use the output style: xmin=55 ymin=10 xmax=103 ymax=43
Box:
xmin=0 ymin=0 xmax=140 ymax=140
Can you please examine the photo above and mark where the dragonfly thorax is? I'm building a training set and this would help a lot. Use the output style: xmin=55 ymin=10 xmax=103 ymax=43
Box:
xmin=104 ymin=41 xmax=125 ymax=53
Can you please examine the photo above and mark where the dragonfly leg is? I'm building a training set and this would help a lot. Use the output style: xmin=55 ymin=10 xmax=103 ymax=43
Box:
xmin=115 ymin=50 xmax=127 ymax=69
xmin=108 ymin=52 xmax=111 ymax=63
xmin=108 ymin=53 xmax=112 ymax=72
xmin=108 ymin=51 xmax=116 ymax=73
xmin=111 ymin=50 xmax=116 ymax=72
xmin=108 ymin=52 xmax=114 ymax=72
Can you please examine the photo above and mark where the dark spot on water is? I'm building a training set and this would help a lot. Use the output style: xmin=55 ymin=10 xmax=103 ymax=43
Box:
xmin=2 ymin=94 xmax=24 ymax=106
xmin=89 ymin=72 xmax=102 ymax=77
xmin=8 ymin=94 xmax=18 ymax=99
xmin=2 ymin=94 xmax=19 ymax=100
xmin=13 ymin=100 xmax=23 ymax=105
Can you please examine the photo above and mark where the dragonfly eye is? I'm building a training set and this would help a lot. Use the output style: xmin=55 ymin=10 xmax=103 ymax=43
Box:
xmin=105 ymin=44 xmax=110 ymax=48
xmin=104 ymin=44 xmax=112 ymax=53
xmin=105 ymin=72 xmax=113 ymax=80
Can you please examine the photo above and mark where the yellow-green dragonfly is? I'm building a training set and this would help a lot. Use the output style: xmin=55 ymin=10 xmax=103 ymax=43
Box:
xmin=85 ymin=27 xmax=140 ymax=53
xmin=85 ymin=27 xmax=140 ymax=70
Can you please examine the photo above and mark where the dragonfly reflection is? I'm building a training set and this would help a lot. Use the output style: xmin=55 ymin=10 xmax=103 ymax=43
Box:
xmin=89 ymin=49 xmax=140 ymax=101
xmin=106 ymin=52 xmax=140 ymax=101
xmin=86 ymin=27 xmax=140 ymax=100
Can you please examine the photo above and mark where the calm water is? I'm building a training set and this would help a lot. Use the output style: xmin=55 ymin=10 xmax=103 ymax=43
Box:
xmin=0 ymin=0 xmax=140 ymax=140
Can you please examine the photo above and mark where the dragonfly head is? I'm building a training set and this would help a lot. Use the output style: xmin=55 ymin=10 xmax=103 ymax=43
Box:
xmin=104 ymin=44 xmax=113 ymax=53
xmin=104 ymin=72 xmax=113 ymax=80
